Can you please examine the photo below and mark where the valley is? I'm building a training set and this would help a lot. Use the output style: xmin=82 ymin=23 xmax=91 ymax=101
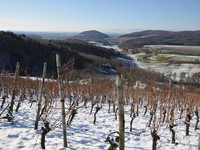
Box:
xmin=1 ymin=30 xmax=200 ymax=150
xmin=1 ymin=1 xmax=200 ymax=150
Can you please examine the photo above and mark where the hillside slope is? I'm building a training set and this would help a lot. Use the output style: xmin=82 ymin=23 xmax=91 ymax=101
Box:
xmin=118 ymin=30 xmax=200 ymax=48
xmin=0 ymin=31 xmax=121 ymax=76
xmin=119 ymin=30 xmax=171 ymax=38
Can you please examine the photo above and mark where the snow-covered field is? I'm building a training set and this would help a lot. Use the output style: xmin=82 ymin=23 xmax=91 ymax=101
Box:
xmin=129 ymin=54 xmax=200 ymax=80
xmin=144 ymin=45 xmax=200 ymax=49
xmin=0 ymin=100 xmax=199 ymax=150
xmin=91 ymin=42 xmax=200 ymax=80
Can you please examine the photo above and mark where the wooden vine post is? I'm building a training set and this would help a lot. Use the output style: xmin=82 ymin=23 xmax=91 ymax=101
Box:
xmin=116 ymin=74 xmax=125 ymax=150
xmin=56 ymin=54 xmax=67 ymax=147
xmin=34 ymin=62 xmax=47 ymax=130
xmin=9 ymin=62 xmax=20 ymax=117
xmin=198 ymin=134 xmax=200 ymax=150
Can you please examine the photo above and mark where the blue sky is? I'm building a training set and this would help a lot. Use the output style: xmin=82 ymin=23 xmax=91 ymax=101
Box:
xmin=0 ymin=0 xmax=200 ymax=33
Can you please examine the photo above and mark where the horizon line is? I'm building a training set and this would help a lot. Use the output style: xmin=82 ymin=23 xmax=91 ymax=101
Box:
xmin=1 ymin=29 xmax=200 ymax=34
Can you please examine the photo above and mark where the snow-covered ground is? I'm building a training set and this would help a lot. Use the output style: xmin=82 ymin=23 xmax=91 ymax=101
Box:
xmin=89 ymin=41 xmax=123 ymax=52
xmin=91 ymin=41 xmax=200 ymax=80
xmin=0 ymin=99 xmax=199 ymax=150
xmin=144 ymin=45 xmax=200 ymax=49
xmin=129 ymin=54 xmax=200 ymax=80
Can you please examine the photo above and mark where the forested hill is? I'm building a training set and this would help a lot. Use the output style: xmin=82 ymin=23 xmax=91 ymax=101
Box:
xmin=71 ymin=30 xmax=109 ymax=40
xmin=0 ymin=31 xmax=121 ymax=76
xmin=119 ymin=30 xmax=172 ymax=38
xmin=118 ymin=30 xmax=200 ymax=48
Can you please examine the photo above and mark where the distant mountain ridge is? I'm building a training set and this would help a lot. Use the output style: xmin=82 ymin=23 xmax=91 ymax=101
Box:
xmin=71 ymin=30 xmax=110 ymax=41
xmin=118 ymin=30 xmax=200 ymax=48
xmin=119 ymin=30 xmax=172 ymax=38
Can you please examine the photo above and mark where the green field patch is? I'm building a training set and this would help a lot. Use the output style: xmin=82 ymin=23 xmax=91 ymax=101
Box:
xmin=154 ymin=55 xmax=171 ymax=62
xmin=136 ymin=54 xmax=152 ymax=61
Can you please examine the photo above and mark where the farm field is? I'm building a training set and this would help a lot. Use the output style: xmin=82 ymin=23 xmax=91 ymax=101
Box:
xmin=129 ymin=52 xmax=200 ymax=80
xmin=143 ymin=45 xmax=200 ymax=56
xmin=1 ymin=0 xmax=200 ymax=150
xmin=0 ymin=97 xmax=199 ymax=150
xmin=0 ymin=74 xmax=200 ymax=150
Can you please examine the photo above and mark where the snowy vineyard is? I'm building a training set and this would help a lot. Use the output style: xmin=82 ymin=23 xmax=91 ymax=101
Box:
xmin=0 ymin=59 xmax=200 ymax=150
